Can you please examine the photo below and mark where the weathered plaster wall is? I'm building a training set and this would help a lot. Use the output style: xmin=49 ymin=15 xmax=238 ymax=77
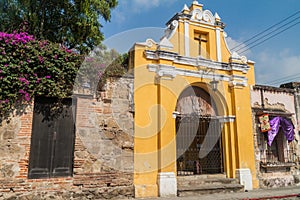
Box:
xmin=251 ymin=88 xmax=296 ymax=115
xmin=280 ymin=83 xmax=300 ymax=132
xmin=0 ymin=76 xmax=134 ymax=199
xmin=251 ymin=86 xmax=300 ymax=188
xmin=294 ymin=92 xmax=300 ymax=131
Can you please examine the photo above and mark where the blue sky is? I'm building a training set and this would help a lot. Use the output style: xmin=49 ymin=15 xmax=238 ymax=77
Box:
xmin=101 ymin=0 xmax=300 ymax=86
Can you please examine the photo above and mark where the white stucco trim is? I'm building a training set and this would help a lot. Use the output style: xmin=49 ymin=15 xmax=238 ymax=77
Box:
xmin=216 ymin=28 xmax=222 ymax=62
xmin=184 ymin=21 xmax=190 ymax=57
xmin=182 ymin=4 xmax=189 ymax=12
xmin=165 ymin=20 xmax=179 ymax=40
xmin=148 ymin=64 xmax=228 ymax=81
xmin=223 ymin=32 xmax=232 ymax=54
xmin=219 ymin=115 xmax=236 ymax=123
xmin=135 ymin=39 xmax=157 ymax=48
xmin=144 ymin=50 xmax=250 ymax=73
xmin=157 ymin=172 xmax=177 ymax=197
xmin=230 ymin=62 xmax=250 ymax=74
xmin=147 ymin=64 xmax=248 ymax=87
xmin=236 ymin=168 xmax=253 ymax=191
xmin=190 ymin=8 xmax=215 ymax=26
xmin=159 ymin=37 xmax=174 ymax=49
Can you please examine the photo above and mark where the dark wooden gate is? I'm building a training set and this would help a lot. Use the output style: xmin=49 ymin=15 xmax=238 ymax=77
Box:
xmin=176 ymin=115 xmax=223 ymax=176
xmin=28 ymin=97 xmax=75 ymax=179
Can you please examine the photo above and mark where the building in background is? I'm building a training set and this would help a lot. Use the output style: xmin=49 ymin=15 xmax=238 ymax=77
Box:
xmin=251 ymin=84 xmax=300 ymax=188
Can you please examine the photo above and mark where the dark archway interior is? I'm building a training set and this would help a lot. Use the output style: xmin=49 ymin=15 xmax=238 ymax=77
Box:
xmin=176 ymin=86 xmax=223 ymax=175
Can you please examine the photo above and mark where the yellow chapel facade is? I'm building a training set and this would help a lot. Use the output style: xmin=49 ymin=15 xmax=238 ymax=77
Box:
xmin=129 ymin=1 xmax=259 ymax=197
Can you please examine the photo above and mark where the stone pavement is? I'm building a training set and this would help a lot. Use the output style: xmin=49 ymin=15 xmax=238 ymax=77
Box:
xmin=138 ymin=186 xmax=300 ymax=200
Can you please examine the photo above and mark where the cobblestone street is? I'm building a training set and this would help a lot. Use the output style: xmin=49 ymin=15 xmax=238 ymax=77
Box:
xmin=138 ymin=186 xmax=300 ymax=200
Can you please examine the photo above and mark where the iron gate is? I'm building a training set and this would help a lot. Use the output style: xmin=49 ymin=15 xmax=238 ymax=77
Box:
xmin=176 ymin=115 xmax=223 ymax=176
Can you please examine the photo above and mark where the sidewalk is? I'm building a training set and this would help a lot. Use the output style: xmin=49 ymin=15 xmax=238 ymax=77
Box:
xmin=139 ymin=186 xmax=300 ymax=200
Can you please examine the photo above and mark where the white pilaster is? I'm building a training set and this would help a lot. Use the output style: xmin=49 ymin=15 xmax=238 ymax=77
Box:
xmin=216 ymin=28 xmax=222 ymax=62
xmin=184 ymin=21 xmax=190 ymax=57
xmin=157 ymin=172 xmax=177 ymax=197
xmin=236 ymin=168 xmax=253 ymax=191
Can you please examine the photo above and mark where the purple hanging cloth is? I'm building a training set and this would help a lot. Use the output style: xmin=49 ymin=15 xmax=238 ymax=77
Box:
xmin=267 ymin=117 xmax=281 ymax=146
xmin=280 ymin=117 xmax=295 ymax=142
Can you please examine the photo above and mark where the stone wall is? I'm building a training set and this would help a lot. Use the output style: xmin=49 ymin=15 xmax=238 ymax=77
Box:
xmin=0 ymin=76 xmax=134 ymax=199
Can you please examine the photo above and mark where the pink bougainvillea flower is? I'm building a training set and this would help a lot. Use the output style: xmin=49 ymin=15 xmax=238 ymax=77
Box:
xmin=45 ymin=75 xmax=51 ymax=79
xmin=19 ymin=89 xmax=26 ymax=94
xmin=0 ymin=32 xmax=34 ymax=44
xmin=38 ymin=56 xmax=44 ymax=63
xmin=65 ymin=49 xmax=72 ymax=53
xmin=24 ymin=93 xmax=30 ymax=101
xmin=19 ymin=77 xmax=29 ymax=85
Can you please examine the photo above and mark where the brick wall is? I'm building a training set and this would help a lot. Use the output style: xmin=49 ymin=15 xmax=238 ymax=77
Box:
xmin=0 ymin=76 xmax=134 ymax=199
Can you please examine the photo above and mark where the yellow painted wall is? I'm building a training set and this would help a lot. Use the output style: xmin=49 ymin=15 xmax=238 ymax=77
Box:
xmin=131 ymin=2 xmax=258 ymax=197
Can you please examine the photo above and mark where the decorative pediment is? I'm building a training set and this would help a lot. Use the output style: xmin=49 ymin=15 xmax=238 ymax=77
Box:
xmin=164 ymin=1 xmax=224 ymax=33
xmin=202 ymin=10 xmax=215 ymax=24
xmin=230 ymin=51 xmax=249 ymax=65
xmin=136 ymin=38 xmax=157 ymax=48
xmin=191 ymin=9 xmax=216 ymax=25
xmin=165 ymin=20 xmax=179 ymax=39
xmin=191 ymin=8 xmax=203 ymax=21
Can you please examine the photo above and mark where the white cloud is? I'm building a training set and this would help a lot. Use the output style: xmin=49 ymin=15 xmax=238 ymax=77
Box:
xmin=225 ymin=37 xmax=300 ymax=87
xmin=254 ymin=48 xmax=300 ymax=86
xmin=110 ymin=0 xmax=179 ymax=26
xmin=132 ymin=0 xmax=160 ymax=9
xmin=225 ymin=36 xmax=251 ymax=56
xmin=123 ymin=0 xmax=178 ymax=13
xmin=112 ymin=9 xmax=126 ymax=23
xmin=104 ymin=27 xmax=164 ymax=53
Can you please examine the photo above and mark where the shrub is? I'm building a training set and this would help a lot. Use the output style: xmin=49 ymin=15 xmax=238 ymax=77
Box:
xmin=0 ymin=31 xmax=83 ymax=119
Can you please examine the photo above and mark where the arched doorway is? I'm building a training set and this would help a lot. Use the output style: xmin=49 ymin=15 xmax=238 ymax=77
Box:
xmin=176 ymin=86 xmax=224 ymax=175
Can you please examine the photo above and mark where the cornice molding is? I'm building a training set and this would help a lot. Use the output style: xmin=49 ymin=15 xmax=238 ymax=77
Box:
xmin=147 ymin=64 xmax=248 ymax=87
xmin=144 ymin=50 xmax=250 ymax=74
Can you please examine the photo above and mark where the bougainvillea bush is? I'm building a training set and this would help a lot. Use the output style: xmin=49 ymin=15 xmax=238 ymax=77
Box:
xmin=0 ymin=32 xmax=83 ymax=119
